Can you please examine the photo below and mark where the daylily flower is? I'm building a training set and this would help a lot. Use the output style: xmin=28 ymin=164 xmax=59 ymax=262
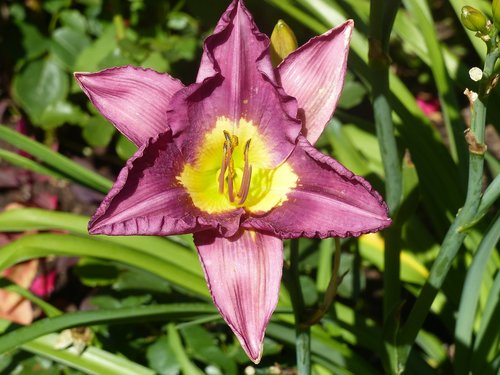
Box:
xmin=75 ymin=0 xmax=391 ymax=363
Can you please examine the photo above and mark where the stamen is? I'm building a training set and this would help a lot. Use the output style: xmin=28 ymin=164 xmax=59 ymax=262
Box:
xmin=218 ymin=143 xmax=228 ymax=193
xmin=223 ymin=130 xmax=232 ymax=143
xmin=237 ymin=139 xmax=252 ymax=205
xmin=238 ymin=165 xmax=252 ymax=205
xmin=221 ymin=130 xmax=238 ymax=202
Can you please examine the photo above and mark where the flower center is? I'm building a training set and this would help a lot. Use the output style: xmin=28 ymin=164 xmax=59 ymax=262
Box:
xmin=178 ymin=117 xmax=298 ymax=214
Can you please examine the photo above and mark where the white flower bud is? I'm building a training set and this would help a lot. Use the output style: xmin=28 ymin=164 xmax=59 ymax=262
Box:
xmin=469 ymin=67 xmax=483 ymax=82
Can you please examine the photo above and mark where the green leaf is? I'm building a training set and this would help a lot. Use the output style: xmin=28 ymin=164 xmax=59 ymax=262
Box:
xmin=13 ymin=59 xmax=69 ymax=125
xmin=38 ymin=101 xmax=88 ymax=129
xmin=51 ymin=27 xmax=91 ymax=69
xmin=336 ymin=252 xmax=366 ymax=299
xmin=42 ymin=0 xmax=71 ymax=14
xmin=337 ymin=74 xmax=367 ymax=109
xmin=16 ymin=23 xmax=50 ymax=60
xmin=23 ymin=334 xmax=155 ymax=375
xmin=75 ymin=25 xmax=118 ymax=72
xmin=454 ymin=213 xmax=500 ymax=373
xmin=300 ymin=275 xmax=319 ymax=307
xmin=468 ymin=215 xmax=500 ymax=374
xmin=116 ymin=134 xmax=138 ymax=160
xmin=167 ymin=324 xmax=204 ymax=375
xmin=59 ymin=10 xmax=88 ymax=33
xmin=0 ymin=125 xmax=112 ymax=193
xmin=325 ymin=120 xmax=373 ymax=177
xmin=112 ymin=267 xmax=172 ymax=294
xmin=146 ymin=336 xmax=180 ymax=375
xmin=0 ymin=232 xmax=208 ymax=297
xmin=0 ymin=304 xmax=216 ymax=354
xmin=141 ymin=52 xmax=170 ymax=72
xmin=181 ymin=325 xmax=237 ymax=375
xmin=0 ymin=149 xmax=68 ymax=181
xmin=359 ymin=234 xmax=429 ymax=285
xmin=0 ymin=208 xmax=203 ymax=279
xmin=82 ymin=115 xmax=116 ymax=147
xmin=73 ymin=258 xmax=120 ymax=287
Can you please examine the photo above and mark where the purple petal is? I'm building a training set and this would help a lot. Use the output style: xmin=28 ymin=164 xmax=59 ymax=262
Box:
xmin=243 ymin=136 xmax=391 ymax=238
xmin=194 ymin=229 xmax=283 ymax=363
xmin=278 ymin=20 xmax=353 ymax=145
xmin=168 ymin=0 xmax=301 ymax=168
xmin=89 ymin=132 xmax=242 ymax=237
xmin=75 ymin=66 xmax=183 ymax=146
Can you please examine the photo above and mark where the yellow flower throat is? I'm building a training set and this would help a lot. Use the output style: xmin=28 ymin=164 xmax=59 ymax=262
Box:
xmin=178 ymin=117 xmax=298 ymax=214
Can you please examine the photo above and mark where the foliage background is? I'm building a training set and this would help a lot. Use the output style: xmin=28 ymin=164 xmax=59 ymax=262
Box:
xmin=0 ymin=0 xmax=498 ymax=374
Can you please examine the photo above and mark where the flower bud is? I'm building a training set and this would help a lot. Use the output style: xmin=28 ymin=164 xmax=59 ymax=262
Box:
xmin=270 ymin=20 xmax=298 ymax=67
xmin=461 ymin=6 xmax=488 ymax=32
xmin=492 ymin=0 xmax=500 ymax=28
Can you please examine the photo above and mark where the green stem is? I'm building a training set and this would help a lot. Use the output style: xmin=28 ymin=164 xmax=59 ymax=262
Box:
xmin=369 ymin=2 xmax=402 ymax=373
xmin=460 ymin=174 xmax=500 ymax=230
xmin=369 ymin=0 xmax=403 ymax=213
xmin=398 ymin=42 xmax=499 ymax=367
xmin=296 ymin=327 xmax=311 ymax=374
xmin=284 ymin=239 xmax=311 ymax=375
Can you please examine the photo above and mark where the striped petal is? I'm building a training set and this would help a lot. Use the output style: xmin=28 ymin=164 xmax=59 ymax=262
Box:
xmin=194 ymin=229 xmax=283 ymax=363
xmin=75 ymin=66 xmax=183 ymax=146
xmin=243 ymin=136 xmax=391 ymax=238
xmin=278 ymin=20 xmax=353 ymax=145
xmin=89 ymin=132 xmax=242 ymax=237
xmin=168 ymin=0 xmax=301 ymax=169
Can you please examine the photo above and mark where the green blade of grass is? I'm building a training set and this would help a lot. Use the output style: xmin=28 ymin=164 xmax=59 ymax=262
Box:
xmin=0 ymin=233 xmax=208 ymax=298
xmin=454 ymin=213 xmax=500 ymax=374
xmin=0 ymin=304 xmax=216 ymax=354
xmin=0 ymin=124 xmax=112 ymax=193
xmin=0 ymin=149 xmax=68 ymax=181
xmin=23 ymin=334 xmax=155 ymax=375
xmin=0 ymin=208 xmax=203 ymax=277
xmin=167 ymin=323 xmax=204 ymax=375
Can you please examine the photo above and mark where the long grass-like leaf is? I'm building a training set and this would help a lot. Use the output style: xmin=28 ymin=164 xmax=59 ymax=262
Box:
xmin=0 ymin=233 xmax=208 ymax=297
xmin=0 ymin=124 xmax=112 ymax=193
xmin=167 ymin=323 xmax=204 ymax=375
xmin=454 ymin=213 xmax=500 ymax=374
xmin=22 ymin=334 xmax=155 ymax=375
xmin=0 ymin=208 xmax=203 ymax=277
xmin=0 ymin=149 xmax=67 ymax=181
xmin=0 ymin=304 xmax=215 ymax=354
